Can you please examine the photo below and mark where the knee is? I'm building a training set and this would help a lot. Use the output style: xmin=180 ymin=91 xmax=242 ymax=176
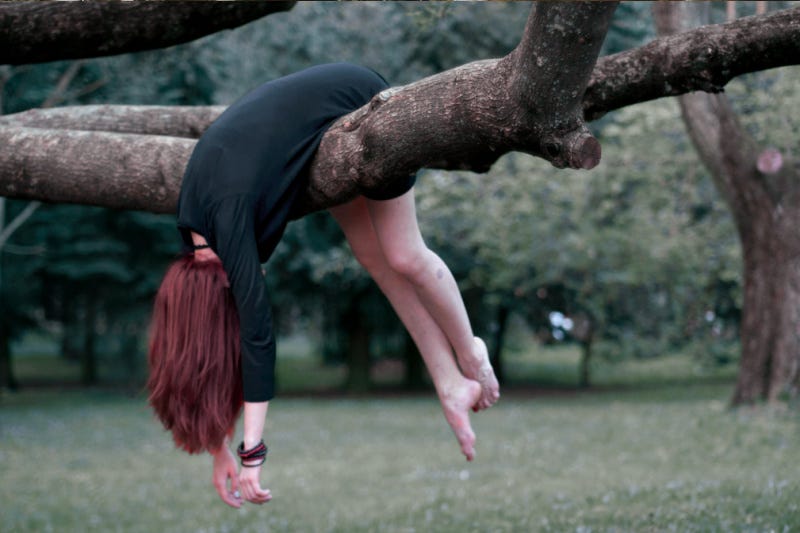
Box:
xmin=384 ymin=244 xmax=432 ymax=281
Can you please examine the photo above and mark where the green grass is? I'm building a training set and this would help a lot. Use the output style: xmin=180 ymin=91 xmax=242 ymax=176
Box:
xmin=1 ymin=384 xmax=798 ymax=532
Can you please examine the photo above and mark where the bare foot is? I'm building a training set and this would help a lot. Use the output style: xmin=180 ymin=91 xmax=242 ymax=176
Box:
xmin=439 ymin=377 xmax=482 ymax=461
xmin=459 ymin=337 xmax=500 ymax=411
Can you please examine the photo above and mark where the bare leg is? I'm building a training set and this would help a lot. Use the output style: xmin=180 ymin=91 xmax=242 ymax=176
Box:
xmin=364 ymin=190 xmax=500 ymax=409
xmin=330 ymin=198 xmax=481 ymax=460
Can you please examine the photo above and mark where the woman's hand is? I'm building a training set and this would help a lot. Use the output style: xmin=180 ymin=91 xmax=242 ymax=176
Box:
xmin=239 ymin=462 xmax=272 ymax=504
xmin=239 ymin=401 xmax=272 ymax=504
xmin=211 ymin=446 xmax=242 ymax=508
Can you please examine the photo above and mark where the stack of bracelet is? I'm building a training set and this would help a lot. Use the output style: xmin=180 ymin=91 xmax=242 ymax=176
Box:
xmin=237 ymin=440 xmax=268 ymax=467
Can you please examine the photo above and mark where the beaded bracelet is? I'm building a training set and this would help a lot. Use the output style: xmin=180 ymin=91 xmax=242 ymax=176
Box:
xmin=237 ymin=440 xmax=268 ymax=467
xmin=241 ymin=456 xmax=266 ymax=468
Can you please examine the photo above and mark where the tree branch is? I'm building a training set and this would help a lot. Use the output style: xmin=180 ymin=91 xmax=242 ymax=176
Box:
xmin=2 ymin=3 xmax=798 ymax=216
xmin=585 ymin=5 xmax=800 ymax=120
xmin=0 ymin=127 xmax=193 ymax=212
xmin=0 ymin=199 xmax=40 ymax=250
xmin=652 ymin=2 xmax=797 ymax=226
xmin=0 ymin=1 xmax=296 ymax=65
xmin=0 ymin=2 xmax=618 ymax=214
xmin=0 ymin=105 xmax=225 ymax=138
xmin=5 ymin=5 xmax=797 ymax=134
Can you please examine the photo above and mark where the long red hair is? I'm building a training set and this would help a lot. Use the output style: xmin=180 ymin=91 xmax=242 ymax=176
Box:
xmin=147 ymin=255 xmax=242 ymax=454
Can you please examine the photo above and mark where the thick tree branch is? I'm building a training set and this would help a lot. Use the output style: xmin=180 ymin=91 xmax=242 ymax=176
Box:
xmin=651 ymin=2 xmax=790 ymax=228
xmin=0 ymin=105 xmax=225 ymax=138
xmin=2 ymin=3 xmax=799 ymax=216
xmin=0 ymin=127 xmax=192 ymax=212
xmin=0 ymin=1 xmax=295 ymax=65
xmin=5 ymin=6 xmax=797 ymax=134
xmin=585 ymin=5 xmax=800 ymax=120
xmin=0 ymin=2 xmax=618 ymax=215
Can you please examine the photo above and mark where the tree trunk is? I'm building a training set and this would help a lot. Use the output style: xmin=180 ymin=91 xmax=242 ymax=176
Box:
xmin=119 ymin=330 xmax=141 ymax=391
xmin=343 ymin=300 xmax=371 ymax=393
xmin=733 ymin=217 xmax=800 ymax=402
xmin=81 ymin=295 xmax=98 ymax=386
xmin=403 ymin=334 xmax=425 ymax=391
xmin=655 ymin=3 xmax=800 ymax=403
xmin=490 ymin=304 xmax=509 ymax=384
xmin=569 ymin=311 xmax=596 ymax=389
xmin=579 ymin=340 xmax=593 ymax=389
xmin=0 ymin=321 xmax=18 ymax=391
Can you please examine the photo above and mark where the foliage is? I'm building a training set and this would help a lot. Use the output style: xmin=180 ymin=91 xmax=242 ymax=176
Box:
xmin=415 ymin=93 xmax=741 ymax=364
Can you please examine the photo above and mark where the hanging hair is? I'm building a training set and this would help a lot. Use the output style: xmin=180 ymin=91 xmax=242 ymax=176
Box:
xmin=147 ymin=254 xmax=242 ymax=454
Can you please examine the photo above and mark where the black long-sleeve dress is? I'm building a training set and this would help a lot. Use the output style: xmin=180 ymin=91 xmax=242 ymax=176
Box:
xmin=177 ymin=63 xmax=415 ymax=402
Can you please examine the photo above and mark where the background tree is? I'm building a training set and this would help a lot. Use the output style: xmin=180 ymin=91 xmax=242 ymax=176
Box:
xmin=655 ymin=2 xmax=800 ymax=402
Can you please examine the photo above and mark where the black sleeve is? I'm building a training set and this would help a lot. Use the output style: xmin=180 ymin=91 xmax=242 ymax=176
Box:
xmin=210 ymin=195 xmax=276 ymax=402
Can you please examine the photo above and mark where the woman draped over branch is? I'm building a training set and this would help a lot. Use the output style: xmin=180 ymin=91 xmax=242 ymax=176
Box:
xmin=147 ymin=63 xmax=500 ymax=508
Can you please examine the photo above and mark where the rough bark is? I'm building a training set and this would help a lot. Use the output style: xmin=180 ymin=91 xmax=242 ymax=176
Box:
xmin=295 ymin=1 xmax=615 ymax=214
xmin=0 ymin=1 xmax=295 ymax=65
xmin=655 ymin=3 xmax=800 ymax=404
xmin=586 ymin=5 xmax=800 ymax=120
xmin=0 ymin=127 xmax=193 ymax=212
xmin=1 ymin=5 xmax=797 ymax=216
xmin=0 ymin=2 xmax=618 ymax=214
xmin=5 ymin=6 xmax=798 ymax=135
xmin=0 ymin=105 xmax=225 ymax=138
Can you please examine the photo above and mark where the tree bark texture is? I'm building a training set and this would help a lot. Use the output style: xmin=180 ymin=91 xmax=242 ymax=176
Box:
xmin=0 ymin=4 xmax=800 ymax=216
xmin=0 ymin=105 xmax=226 ymax=138
xmin=0 ymin=1 xmax=296 ymax=65
xmin=0 ymin=1 xmax=618 ymax=214
xmin=655 ymin=3 xmax=800 ymax=404
xmin=0 ymin=5 xmax=800 ymax=216
xmin=2 ymin=5 xmax=799 ymax=216
xmin=586 ymin=5 xmax=800 ymax=120
xmin=0 ymin=127 xmax=193 ymax=211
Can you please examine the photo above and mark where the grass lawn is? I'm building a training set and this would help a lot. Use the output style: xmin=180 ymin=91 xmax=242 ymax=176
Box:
xmin=2 ymin=378 xmax=798 ymax=532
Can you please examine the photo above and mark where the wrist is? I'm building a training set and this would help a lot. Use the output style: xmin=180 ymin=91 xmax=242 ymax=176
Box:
xmin=242 ymin=400 xmax=269 ymax=450
xmin=237 ymin=439 xmax=268 ymax=467
xmin=243 ymin=435 xmax=262 ymax=449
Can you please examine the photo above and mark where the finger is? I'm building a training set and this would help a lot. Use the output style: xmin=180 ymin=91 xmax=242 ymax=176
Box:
xmin=250 ymin=488 xmax=272 ymax=504
xmin=241 ymin=480 xmax=267 ymax=503
xmin=230 ymin=469 xmax=241 ymax=494
xmin=214 ymin=481 xmax=242 ymax=509
xmin=464 ymin=446 xmax=475 ymax=462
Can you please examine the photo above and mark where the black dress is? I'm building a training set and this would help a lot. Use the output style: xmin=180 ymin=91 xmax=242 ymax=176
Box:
xmin=177 ymin=63 xmax=415 ymax=402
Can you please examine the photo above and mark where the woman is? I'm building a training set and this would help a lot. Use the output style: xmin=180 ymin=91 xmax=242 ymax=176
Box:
xmin=147 ymin=63 xmax=500 ymax=508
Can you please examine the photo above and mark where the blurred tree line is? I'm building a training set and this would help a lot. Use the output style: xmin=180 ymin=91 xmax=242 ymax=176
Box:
xmin=0 ymin=2 xmax=794 ymax=392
